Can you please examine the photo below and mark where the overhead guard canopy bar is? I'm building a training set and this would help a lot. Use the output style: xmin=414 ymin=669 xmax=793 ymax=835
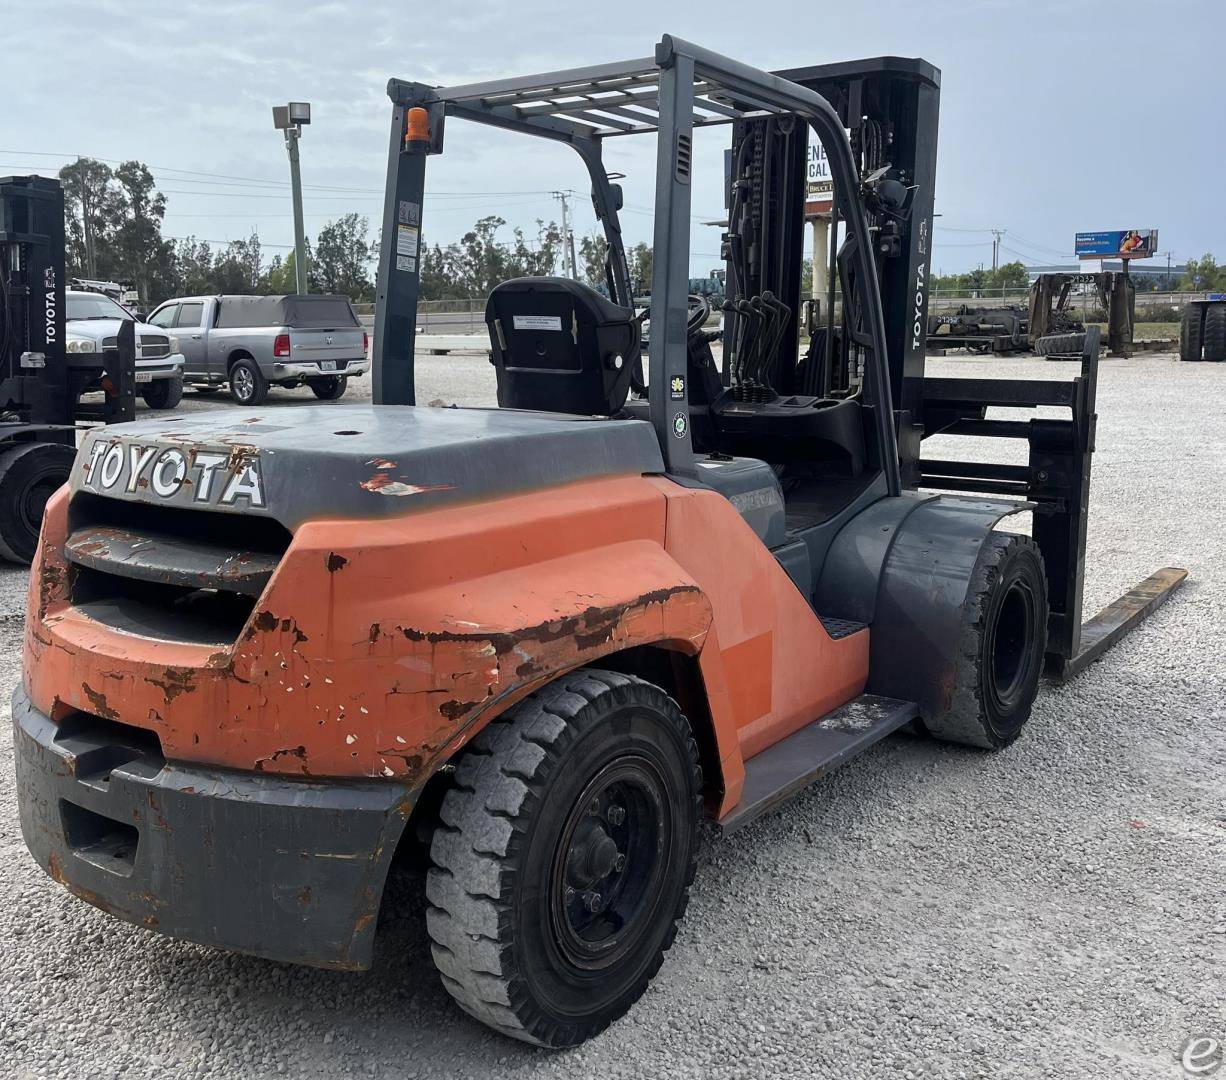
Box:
xmin=378 ymin=35 xmax=901 ymax=494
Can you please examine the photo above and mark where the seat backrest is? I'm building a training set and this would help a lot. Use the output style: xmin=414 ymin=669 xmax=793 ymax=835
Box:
xmin=485 ymin=277 xmax=637 ymax=415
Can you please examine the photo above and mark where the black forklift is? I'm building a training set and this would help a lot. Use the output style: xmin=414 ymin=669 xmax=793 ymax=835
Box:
xmin=0 ymin=176 xmax=135 ymax=562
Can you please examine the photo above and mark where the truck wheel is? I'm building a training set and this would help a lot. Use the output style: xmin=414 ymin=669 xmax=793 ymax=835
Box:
xmin=1034 ymin=332 xmax=1087 ymax=358
xmin=923 ymin=533 xmax=1048 ymax=749
xmin=426 ymin=669 xmax=702 ymax=1048
xmin=229 ymin=358 xmax=268 ymax=405
xmin=140 ymin=375 xmax=183 ymax=410
xmin=1203 ymin=305 xmax=1226 ymax=362
xmin=0 ymin=442 xmax=76 ymax=564
xmin=307 ymin=375 xmax=347 ymax=400
xmin=1179 ymin=305 xmax=1204 ymax=361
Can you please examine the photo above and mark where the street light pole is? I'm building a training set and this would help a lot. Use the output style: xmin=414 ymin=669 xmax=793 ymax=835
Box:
xmin=272 ymin=102 xmax=312 ymax=293
xmin=284 ymin=127 xmax=308 ymax=294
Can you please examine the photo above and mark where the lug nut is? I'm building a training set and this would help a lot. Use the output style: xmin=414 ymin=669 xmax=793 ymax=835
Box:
xmin=583 ymin=891 xmax=602 ymax=912
xmin=614 ymin=853 xmax=626 ymax=872
xmin=588 ymin=798 xmax=600 ymax=816
xmin=565 ymin=886 xmax=576 ymax=903
xmin=607 ymin=805 xmax=626 ymax=826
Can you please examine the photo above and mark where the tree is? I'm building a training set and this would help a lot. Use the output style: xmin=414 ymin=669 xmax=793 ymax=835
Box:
xmin=627 ymin=242 xmax=653 ymax=295
xmin=109 ymin=162 xmax=175 ymax=304
xmin=173 ymin=238 xmax=215 ymax=296
xmin=1182 ymin=253 xmax=1225 ymax=292
xmin=210 ymin=234 xmax=263 ymax=294
xmin=578 ymin=232 xmax=606 ymax=288
xmin=313 ymin=213 xmax=374 ymax=300
xmin=57 ymin=158 xmax=123 ymax=280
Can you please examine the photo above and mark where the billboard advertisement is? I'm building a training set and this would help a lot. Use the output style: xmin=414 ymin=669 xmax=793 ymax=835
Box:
xmin=1074 ymin=229 xmax=1158 ymax=260
xmin=805 ymin=140 xmax=833 ymax=217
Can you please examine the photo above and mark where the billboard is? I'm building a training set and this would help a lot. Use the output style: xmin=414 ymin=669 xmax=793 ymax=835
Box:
xmin=805 ymin=141 xmax=833 ymax=217
xmin=1074 ymin=229 xmax=1158 ymax=260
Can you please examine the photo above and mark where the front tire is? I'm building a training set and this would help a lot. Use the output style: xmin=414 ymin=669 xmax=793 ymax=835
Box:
xmin=923 ymin=532 xmax=1048 ymax=749
xmin=228 ymin=358 xmax=268 ymax=405
xmin=426 ymin=669 xmax=701 ymax=1048
xmin=140 ymin=375 xmax=183 ymax=410
xmin=0 ymin=442 xmax=76 ymax=563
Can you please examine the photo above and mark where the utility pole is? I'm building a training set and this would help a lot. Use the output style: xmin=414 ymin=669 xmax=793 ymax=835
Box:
xmin=272 ymin=102 xmax=312 ymax=293
xmin=991 ymin=228 xmax=1003 ymax=273
xmin=1162 ymin=250 xmax=1173 ymax=292
xmin=78 ymin=157 xmax=96 ymax=278
xmin=553 ymin=190 xmax=578 ymax=279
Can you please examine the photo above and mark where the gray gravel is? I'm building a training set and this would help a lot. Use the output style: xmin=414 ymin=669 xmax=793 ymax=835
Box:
xmin=1 ymin=350 xmax=1223 ymax=1079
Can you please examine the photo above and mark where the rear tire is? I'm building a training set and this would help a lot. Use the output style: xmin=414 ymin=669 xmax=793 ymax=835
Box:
xmin=0 ymin=442 xmax=76 ymax=564
xmin=1034 ymin=332 xmax=1087 ymax=358
xmin=1203 ymin=304 xmax=1226 ymax=362
xmin=140 ymin=375 xmax=183 ymax=410
xmin=228 ymin=358 xmax=268 ymax=405
xmin=923 ymin=533 xmax=1048 ymax=749
xmin=307 ymin=375 xmax=347 ymax=400
xmin=426 ymin=669 xmax=701 ymax=1048
xmin=1179 ymin=305 xmax=1204 ymax=361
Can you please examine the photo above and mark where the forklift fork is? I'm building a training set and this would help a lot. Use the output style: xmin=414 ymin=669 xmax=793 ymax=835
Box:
xmin=918 ymin=327 xmax=1186 ymax=679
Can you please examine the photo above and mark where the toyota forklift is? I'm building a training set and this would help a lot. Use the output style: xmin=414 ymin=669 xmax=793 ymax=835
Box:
xmin=15 ymin=38 xmax=1185 ymax=1050
xmin=0 ymin=175 xmax=136 ymax=562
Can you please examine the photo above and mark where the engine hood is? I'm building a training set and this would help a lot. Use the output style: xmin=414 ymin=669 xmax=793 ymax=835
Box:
xmin=70 ymin=404 xmax=664 ymax=529
xmin=66 ymin=317 xmax=164 ymax=344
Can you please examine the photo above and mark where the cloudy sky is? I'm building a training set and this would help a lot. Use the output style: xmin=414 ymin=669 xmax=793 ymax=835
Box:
xmin=3 ymin=0 xmax=1221 ymax=277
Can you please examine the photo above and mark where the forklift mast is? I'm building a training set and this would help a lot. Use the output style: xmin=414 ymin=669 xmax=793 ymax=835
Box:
xmin=0 ymin=175 xmax=135 ymax=436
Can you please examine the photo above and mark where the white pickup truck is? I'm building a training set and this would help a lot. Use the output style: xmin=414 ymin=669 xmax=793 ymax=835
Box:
xmin=65 ymin=291 xmax=186 ymax=409
xmin=145 ymin=294 xmax=368 ymax=405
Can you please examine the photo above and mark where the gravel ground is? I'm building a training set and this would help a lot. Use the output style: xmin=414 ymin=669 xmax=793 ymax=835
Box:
xmin=1 ymin=349 xmax=1222 ymax=1079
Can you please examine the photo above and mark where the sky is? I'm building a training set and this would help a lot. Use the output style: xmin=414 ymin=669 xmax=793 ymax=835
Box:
xmin=3 ymin=0 xmax=1223 ymax=279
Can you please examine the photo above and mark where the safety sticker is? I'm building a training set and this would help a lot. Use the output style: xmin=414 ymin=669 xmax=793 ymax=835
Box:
xmin=512 ymin=315 xmax=563 ymax=331
xmin=396 ymin=224 xmax=420 ymax=257
xmin=672 ymin=412 xmax=688 ymax=438
xmin=398 ymin=200 xmax=420 ymax=226
xmin=396 ymin=255 xmax=417 ymax=273
xmin=670 ymin=375 xmax=686 ymax=399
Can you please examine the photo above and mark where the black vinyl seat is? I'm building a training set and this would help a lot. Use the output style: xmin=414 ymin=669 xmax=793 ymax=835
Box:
xmin=486 ymin=277 xmax=639 ymax=416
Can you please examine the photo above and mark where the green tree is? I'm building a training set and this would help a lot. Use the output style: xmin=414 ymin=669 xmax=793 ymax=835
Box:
xmin=578 ymin=232 xmax=606 ymax=288
xmin=173 ymin=238 xmax=215 ymax=296
xmin=313 ymin=213 xmax=373 ymax=300
xmin=1182 ymin=253 xmax=1224 ymax=291
xmin=627 ymin=242 xmax=653 ymax=296
xmin=210 ymin=234 xmax=263 ymax=293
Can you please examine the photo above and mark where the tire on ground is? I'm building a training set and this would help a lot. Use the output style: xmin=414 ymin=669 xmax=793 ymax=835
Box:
xmin=0 ymin=442 xmax=76 ymax=564
xmin=140 ymin=375 xmax=183 ymax=410
xmin=1202 ymin=304 xmax=1226 ymax=362
xmin=1034 ymin=332 xmax=1087 ymax=358
xmin=307 ymin=375 xmax=347 ymax=400
xmin=922 ymin=532 xmax=1049 ymax=750
xmin=1179 ymin=304 xmax=1204 ymax=362
xmin=228 ymin=357 xmax=268 ymax=405
xmin=426 ymin=668 xmax=702 ymax=1049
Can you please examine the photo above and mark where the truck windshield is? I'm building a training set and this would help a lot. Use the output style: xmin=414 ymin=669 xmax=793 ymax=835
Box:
xmin=66 ymin=294 xmax=131 ymax=321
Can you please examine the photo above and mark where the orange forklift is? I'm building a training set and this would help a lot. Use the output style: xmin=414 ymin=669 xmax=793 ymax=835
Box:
xmin=14 ymin=37 xmax=1185 ymax=1048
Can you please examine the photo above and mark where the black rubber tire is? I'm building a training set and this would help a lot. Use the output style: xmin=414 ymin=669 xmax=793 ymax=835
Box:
xmin=307 ymin=375 xmax=348 ymax=400
xmin=1034 ymin=332 xmax=1087 ymax=358
xmin=1203 ymin=304 xmax=1226 ymax=362
xmin=140 ymin=375 xmax=183 ymax=410
xmin=1179 ymin=305 xmax=1204 ymax=361
xmin=228 ymin=358 xmax=268 ymax=406
xmin=922 ymin=533 xmax=1049 ymax=750
xmin=0 ymin=442 xmax=76 ymax=564
xmin=426 ymin=668 xmax=702 ymax=1048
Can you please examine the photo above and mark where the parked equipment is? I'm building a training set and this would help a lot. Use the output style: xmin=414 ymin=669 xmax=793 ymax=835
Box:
xmin=1028 ymin=271 xmax=1134 ymax=358
xmin=0 ymin=176 xmax=135 ymax=562
xmin=14 ymin=40 xmax=1187 ymax=1051
xmin=927 ymin=304 xmax=1029 ymax=354
xmin=1179 ymin=294 xmax=1226 ymax=362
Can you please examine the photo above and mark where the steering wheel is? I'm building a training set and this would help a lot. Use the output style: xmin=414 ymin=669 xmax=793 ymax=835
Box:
xmin=686 ymin=293 xmax=711 ymax=336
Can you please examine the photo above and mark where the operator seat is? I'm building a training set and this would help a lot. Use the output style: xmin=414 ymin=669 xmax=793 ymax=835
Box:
xmin=486 ymin=277 xmax=639 ymax=416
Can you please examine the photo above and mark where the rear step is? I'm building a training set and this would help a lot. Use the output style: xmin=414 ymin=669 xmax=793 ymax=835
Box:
xmin=718 ymin=693 xmax=918 ymax=833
